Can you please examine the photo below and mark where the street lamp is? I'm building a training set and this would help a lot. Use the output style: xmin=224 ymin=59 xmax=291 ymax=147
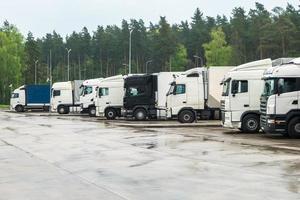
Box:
xmin=128 ymin=30 xmax=133 ymax=74
xmin=193 ymin=55 xmax=203 ymax=68
xmin=66 ymin=48 xmax=72 ymax=81
xmin=123 ymin=63 xmax=129 ymax=75
xmin=34 ymin=60 xmax=39 ymax=84
xmin=145 ymin=60 xmax=153 ymax=73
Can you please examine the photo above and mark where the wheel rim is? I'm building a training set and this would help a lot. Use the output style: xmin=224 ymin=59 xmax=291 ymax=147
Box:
xmin=59 ymin=108 xmax=64 ymax=113
xmin=137 ymin=111 xmax=144 ymax=119
xmin=183 ymin=114 xmax=191 ymax=122
xmin=295 ymin=123 xmax=300 ymax=133
xmin=108 ymin=111 xmax=114 ymax=118
xmin=247 ymin=119 xmax=258 ymax=130
xmin=91 ymin=109 xmax=96 ymax=115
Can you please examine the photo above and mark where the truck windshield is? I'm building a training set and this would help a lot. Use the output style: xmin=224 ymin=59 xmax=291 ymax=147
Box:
xmin=167 ymin=85 xmax=175 ymax=96
xmin=262 ymin=79 xmax=275 ymax=97
xmin=222 ymin=80 xmax=230 ymax=96
xmin=81 ymin=86 xmax=93 ymax=95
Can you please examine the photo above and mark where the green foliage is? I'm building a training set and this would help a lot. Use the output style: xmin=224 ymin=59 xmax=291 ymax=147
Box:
xmin=203 ymin=27 xmax=233 ymax=66
xmin=1 ymin=3 xmax=300 ymax=104
xmin=170 ymin=44 xmax=188 ymax=71
xmin=0 ymin=21 xmax=24 ymax=104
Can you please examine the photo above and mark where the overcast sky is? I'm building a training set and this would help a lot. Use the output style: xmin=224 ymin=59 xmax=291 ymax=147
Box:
xmin=1 ymin=0 xmax=299 ymax=38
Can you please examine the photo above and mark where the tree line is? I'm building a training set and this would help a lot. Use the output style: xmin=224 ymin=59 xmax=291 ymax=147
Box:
xmin=0 ymin=2 xmax=300 ymax=104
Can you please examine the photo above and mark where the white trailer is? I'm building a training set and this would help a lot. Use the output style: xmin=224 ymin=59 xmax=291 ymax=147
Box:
xmin=51 ymin=80 xmax=83 ymax=114
xmin=261 ymin=58 xmax=300 ymax=138
xmin=80 ymin=78 xmax=103 ymax=116
xmin=95 ymin=75 xmax=125 ymax=119
xmin=166 ymin=67 xmax=233 ymax=123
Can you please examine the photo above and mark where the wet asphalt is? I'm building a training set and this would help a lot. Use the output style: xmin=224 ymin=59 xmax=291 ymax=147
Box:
xmin=0 ymin=110 xmax=300 ymax=200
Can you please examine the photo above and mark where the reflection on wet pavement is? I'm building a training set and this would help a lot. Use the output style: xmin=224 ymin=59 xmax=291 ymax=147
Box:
xmin=0 ymin=111 xmax=299 ymax=200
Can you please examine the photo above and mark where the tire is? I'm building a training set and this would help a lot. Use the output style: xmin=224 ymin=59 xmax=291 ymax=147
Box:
xmin=88 ymin=106 xmax=96 ymax=117
xmin=58 ymin=106 xmax=69 ymax=114
xmin=15 ymin=105 xmax=24 ymax=112
xmin=105 ymin=108 xmax=117 ymax=120
xmin=178 ymin=110 xmax=195 ymax=123
xmin=134 ymin=108 xmax=147 ymax=121
xmin=288 ymin=117 xmax=300 ymax=139
xmin=242 ymin=114 xmax=260 ymax=133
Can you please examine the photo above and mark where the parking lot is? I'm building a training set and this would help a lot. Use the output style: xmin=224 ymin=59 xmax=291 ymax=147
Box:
xmin=0 ymin=110 xmax=300 ymax=200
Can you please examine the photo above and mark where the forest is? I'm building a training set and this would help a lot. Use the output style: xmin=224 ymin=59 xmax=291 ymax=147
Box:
xmin=0 ymin=2 xmax=300 ymax=104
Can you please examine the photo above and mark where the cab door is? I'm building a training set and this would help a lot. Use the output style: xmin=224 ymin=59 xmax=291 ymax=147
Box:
xmin=229 ymin=80 xmax=250 ymax=122
xmin=169 ymin=84 xmax=187 ymax=115
xmin=275 ymin=78 xmax=299 ymax=115
xmin=97 ymin=88 xmax=110 ymax=114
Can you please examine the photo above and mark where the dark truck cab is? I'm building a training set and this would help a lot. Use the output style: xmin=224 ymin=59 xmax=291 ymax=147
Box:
xmin=123 ymin=75 xmax=158 ymax=120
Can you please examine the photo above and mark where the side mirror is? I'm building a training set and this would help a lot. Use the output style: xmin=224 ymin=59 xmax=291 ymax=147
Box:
xmin=231 ymin=81 xmax=238 ymax=97
xmin=277 ymin=79 xmax=284 ymax=96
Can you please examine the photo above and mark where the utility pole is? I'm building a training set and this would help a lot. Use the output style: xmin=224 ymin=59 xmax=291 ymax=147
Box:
xmin=34 ymin=60 xmax=39 ymax=84
xmin=129 ymin=30 xmax=133 ymax=74
xmin=194 ymin=55 xmax=203 ymax=67
xmin=66 ymin=48 xmax=72 ymax=81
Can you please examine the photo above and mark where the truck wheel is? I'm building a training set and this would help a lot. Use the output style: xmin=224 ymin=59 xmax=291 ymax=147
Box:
xmin=288 ymin=117 xmax=300 ymax=138
xmin=15 ymin=105 xmax=24 ymax=112
xmin=88 ymin=106 xmax=96 ymax=117
xmin=105 ymin=108 xmax=117 ymax=120
xmin=58 ymin=106 xmax=68 ymax=114
xmin=178 ymin=110 xmax=195 ymax=123
xmin=242 ymin=114 xmax=260 ymax=133
xmin=134 ymin=108 xmax=147 ymax=121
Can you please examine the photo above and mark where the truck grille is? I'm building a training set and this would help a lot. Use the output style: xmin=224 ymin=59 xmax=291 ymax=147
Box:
xmin=260 ymin=97 xmax=267 ymax=127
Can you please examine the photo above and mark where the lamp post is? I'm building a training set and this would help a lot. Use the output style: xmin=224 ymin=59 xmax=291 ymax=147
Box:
xmin=193 ymin=55 xmax=203 ymax=68
xmin=34 ymin=60 xmax=39 ymax=84
xmin=123 ymin=63 xmax=128 ymax=75
xmin=128 ymin=30 xmax=133 ymax=74
xmin=66 ymin=48 xmax=72 ymax=81
xmin=145 ymin=60 xmax=153 ymax=74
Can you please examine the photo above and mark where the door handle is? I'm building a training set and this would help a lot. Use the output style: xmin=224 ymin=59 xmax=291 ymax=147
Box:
xmin=292 ymin=100 xmax=298 ymax=105
xmin=106 ymin=102 xmax=110 ymax=104
xmin=244 ymin=104 xmax=249 ymax=107
xmin=183 ymin=101 xmax=187 ymax=104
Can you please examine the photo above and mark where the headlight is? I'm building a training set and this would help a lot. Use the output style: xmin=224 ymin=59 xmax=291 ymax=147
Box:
xmin=267 ymin=119 xmax=275 ymax=124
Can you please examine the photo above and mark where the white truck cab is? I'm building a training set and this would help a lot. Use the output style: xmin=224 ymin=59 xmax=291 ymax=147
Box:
xmin=167 ymin=67 xmax=233 ymax=123
xmin=80 ymin=78 xmax=103 ymax=117
xmin=95 ymin=75 xmax=125 ymax=119
xmin=51 ymin=80 xmax=83 ymax=114
xmin=260 ymin=58 xmax=300 ymax=138
xmin=221 ymin=59 xmax=273 ymax=132
xmin=10 ymin=86 xmax=25 ymax=111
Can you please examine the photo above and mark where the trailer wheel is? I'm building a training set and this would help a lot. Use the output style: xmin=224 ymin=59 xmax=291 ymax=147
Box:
xmin=88 ymin=106 xmax=96 ymax=117
xmin=105 ymin=108 xmax=117 ymax=120
xmin=242 ymin=114 xmax=260 ymax=133
xmin=178 ymin=110 xmax=195 ymax=123
xmin=58 ymin=106 xmax=69 ymax=114
xmin=288 ymin=117 xmax=300 ymax=138
xmin=134 ymin=108 xmax=147 ymax=121
xmin=15 ymin=105 xmax=24 ymax=112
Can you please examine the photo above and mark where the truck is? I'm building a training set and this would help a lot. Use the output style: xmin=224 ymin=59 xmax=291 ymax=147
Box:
xmin=122 ymin=72 xmax=181 ymax=120
xmin=10 ymin=85 xmax=50 ymax=112
xmin=260 ymin=58 xmax=300 ymax=138
xmin=220 ymin=58 xmax=293 ymax=133
xmin=50 ymin=80 xmax=83 ymax=114
xmin=95 ymin=75 xmax=125 ymax=119
xmin=166 ymin=67 xmax=233 ymax=123
xmin=80 ymin=78 xmax=103 ymax=117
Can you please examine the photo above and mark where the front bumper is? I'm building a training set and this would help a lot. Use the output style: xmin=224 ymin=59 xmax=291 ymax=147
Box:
xmin=261 ymin=115 xmax=286 ymax=134
xmin=221 ymin=111 xmax=241 ymax=129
